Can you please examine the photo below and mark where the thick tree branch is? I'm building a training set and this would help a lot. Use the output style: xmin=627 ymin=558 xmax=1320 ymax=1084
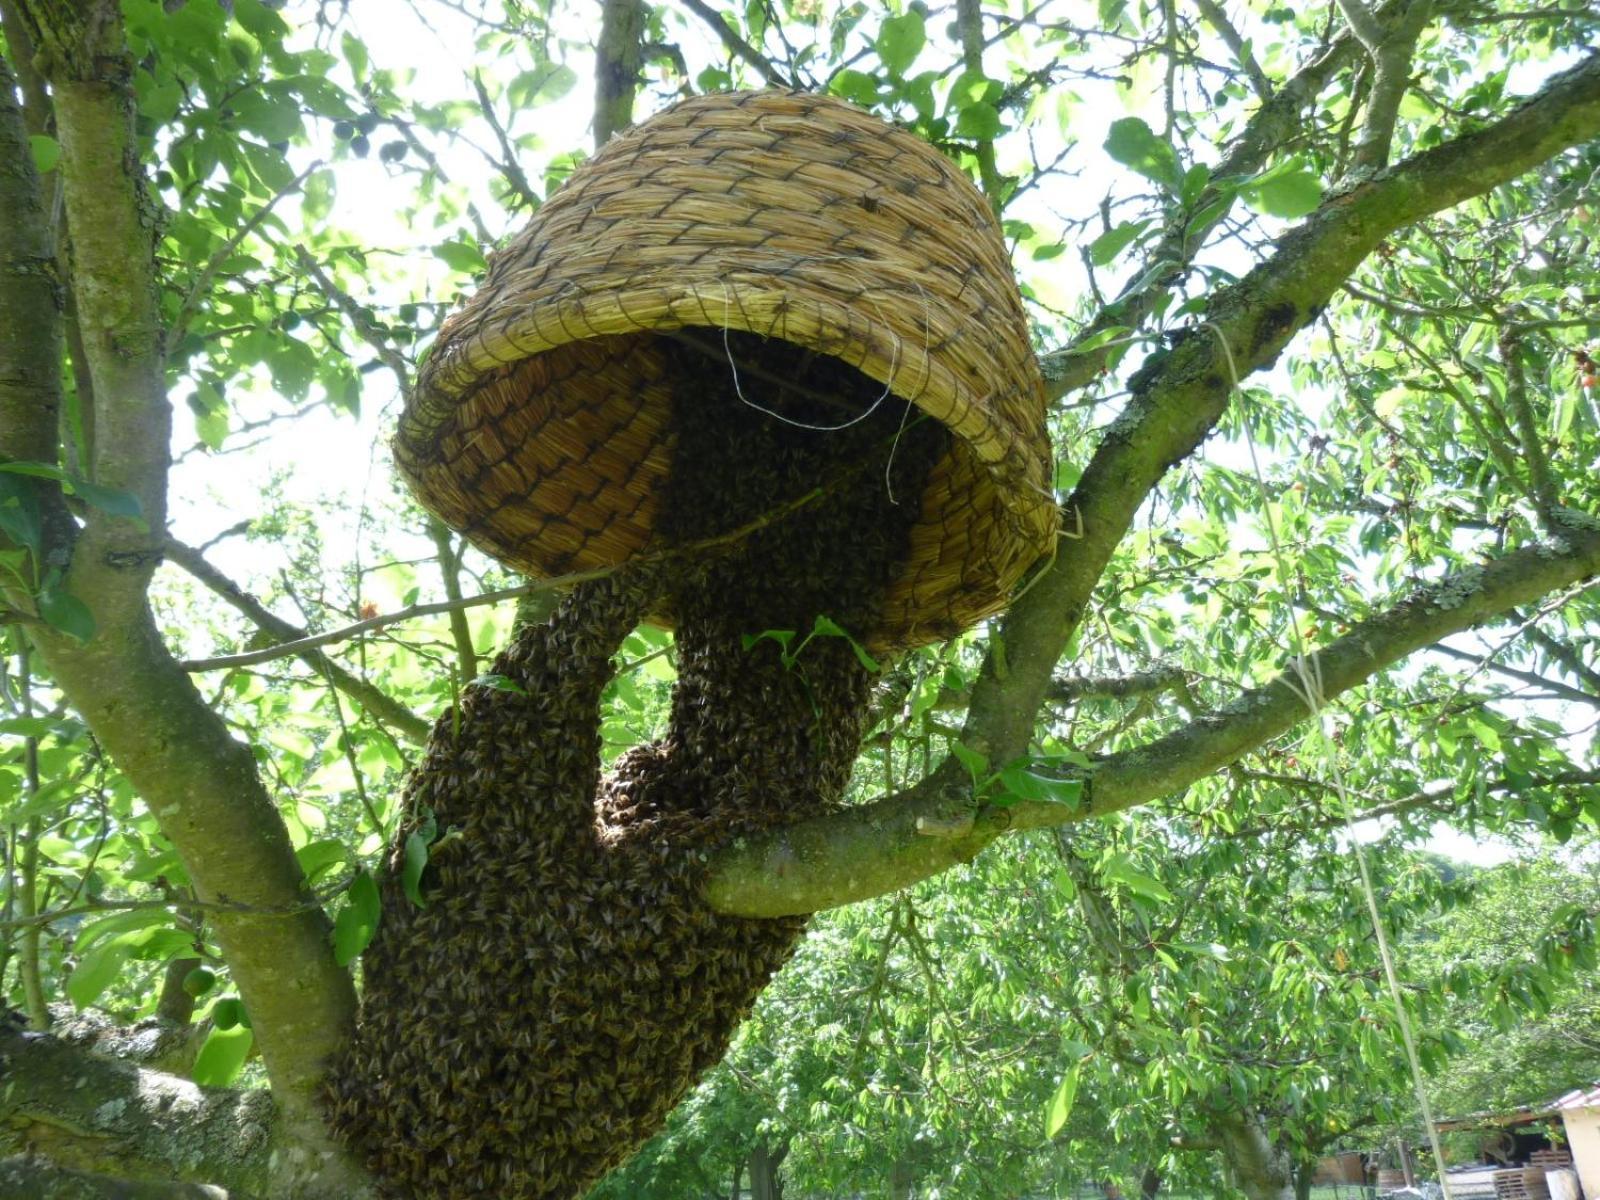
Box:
xmin=708 ymin=52 xmax=1600 ymax=919
xmin=1340 ymin=0 xmax=1432 ymax=174
xmin=0 ymin=50 xmax=63 ymax=471
xmin=959 ymin=51 xmax=1600 ymax=779
xmin=594 ymin=0 xmax=645 ymax=147
xmin=8 ymin=1 xmax=360 ymax=1162
xmin=1 ymin=1022 xmax=275 ymax=1193
xmin=163 ymin=539 xmax=430 ymax=743
xmin=705 ymin=514 xmax=1600 ymax=916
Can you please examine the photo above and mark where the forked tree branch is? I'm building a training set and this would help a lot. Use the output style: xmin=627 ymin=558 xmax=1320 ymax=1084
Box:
xmin=705 ymin=51 xmax=1600 ymax=916
xmin=706 ymin=512 xmax=1600 ymax=916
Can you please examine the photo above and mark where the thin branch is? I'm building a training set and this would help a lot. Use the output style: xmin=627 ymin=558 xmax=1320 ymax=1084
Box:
xmin=1427 ymin=640 xmax=1600 ymax=711
xmin=1038 ymin=8 xmax=1373 ymax=397
xmin=1525 ymin=625 xmax=1600 ymax=696
xmin=470 ymin=72 xmax=541 ymax=209
xmin=164 ymin=538 xmax=431 ymax=742
xmin=425 ymin=517 xmax=479 ymax=686
xmin=1497 ymin=324 xmax=1559 ymax=518
xmin=168 ymin=160 xmax=320 ymax=348
xmin=293 ymin=246 xmax=412 ymax=391
xmin=1193 ymin=0 xmax=1272 ymax=100
xmin=956 ymin=0 xmax=1004 ymax=209
xmin=678 ymin=0 xmax=790 ymax=87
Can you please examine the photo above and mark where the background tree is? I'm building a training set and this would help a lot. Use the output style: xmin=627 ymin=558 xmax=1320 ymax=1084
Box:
xmin=3 ymin=1 xmax=1600 ymax=1197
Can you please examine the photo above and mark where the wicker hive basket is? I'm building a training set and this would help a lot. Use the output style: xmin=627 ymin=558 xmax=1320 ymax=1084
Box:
xmin=397 ymin=89 xmax=1058 ymax=650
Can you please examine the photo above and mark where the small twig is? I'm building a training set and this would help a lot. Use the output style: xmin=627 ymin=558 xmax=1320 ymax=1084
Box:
xmin=169 ymin=161 xmax=320 ymax=348
xmin=292 ymin=246 xmax=413 ymax=392
xmin=470 ymin=72 xmax=542 ymax=209
xmin=1193 ymin=0 xmax=1272 ymax=99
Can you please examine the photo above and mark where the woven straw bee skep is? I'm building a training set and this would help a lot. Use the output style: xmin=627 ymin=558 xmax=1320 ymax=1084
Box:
xmin=396 ymin=88 xmax=1057 ymax=650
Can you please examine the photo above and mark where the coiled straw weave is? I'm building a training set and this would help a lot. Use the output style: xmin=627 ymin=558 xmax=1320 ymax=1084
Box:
xmin=396 ymin=89 xmax=1057 ymax=650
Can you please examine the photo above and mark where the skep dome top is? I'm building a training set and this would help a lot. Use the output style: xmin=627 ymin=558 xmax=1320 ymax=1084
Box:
xmin=396 ymin=89 xmax=1057 ymax=650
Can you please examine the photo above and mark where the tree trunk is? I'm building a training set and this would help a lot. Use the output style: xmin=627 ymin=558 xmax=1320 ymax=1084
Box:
xmin=889 ymin=1157 xmax=915 ymax=1200
xmin=747 ymin=1137 xmax=787 ymax=1200
xmin=1215 ymin=1113 xmax=1296 ymax=1200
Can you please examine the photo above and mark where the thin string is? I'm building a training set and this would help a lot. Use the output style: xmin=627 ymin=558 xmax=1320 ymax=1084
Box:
xmin=1205 ymin=322 xmax=1453 ymax=1200
xmin=718 ymin=283 xmax=899 ymax=433
xmin=880 ymin=284 xmax=933 ymax=505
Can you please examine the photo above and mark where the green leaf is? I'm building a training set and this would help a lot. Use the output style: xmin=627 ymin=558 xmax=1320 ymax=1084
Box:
xmin=507 ymin=63 xmax=578 ymax=108
xmin=474 ymin=673 xmax=527 ymax=695
xmin=0 ymin=717 xmax=60 ymax=738
xmin=1102 ymin=853 xmax=1174 ymax=902
xmin=830 ymin=69 xmax=881 ymax=109
xmin=401 ymin=828 xmax=431 ymax=908
xmin=192 ymin=1023 xmax=253 ymax=1086
xmin=0 ymin=460 xmax=68 ymax=481
xmin=38 ymin=582 xmax=96 ymax=643
xmin=333 ymin=869 xmax=381 ymax=966
xmin=340 ymin=31 xmax=368 ymax=80
xmin=950 ymin=742 xmax=989 ymax=785
xmin=1104 ymin=117 xmax=1181 ymax=190
xmin=1243 ymin=168 xmax=1323 ymax=219
xmin=434 ymin=240 xmax=488 ymax=274
xmin=955 ymin=102 xmax=1002 ymax=140
xmin=809 ymin=615 xmax=880 ymax=672
xmin=295 ymin=838 xmax=351 ymax=885
xmin=1088 ymin=221 xmax=1149 ymax=267
xmin=67 ymin=478 xmax=147 ymax=527
xmin=1045 ymin=1062 xmax=1082 ymax=1138
xmin=66 ymin=941 xmax=130 ymax=1008
xmin=996 ymin=763 xmax=1084 ymax=809
xmin=876 ymin=12 xmax=925 ymax=76
xmin=29 ymin=135 xmax=60 ymax=174
xmin=73 ymin=907 xmax=174 ymax=953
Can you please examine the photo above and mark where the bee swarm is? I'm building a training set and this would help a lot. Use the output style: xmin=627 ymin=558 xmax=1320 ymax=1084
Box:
xmin=327 ymin=333 xmax=947 ymax=1199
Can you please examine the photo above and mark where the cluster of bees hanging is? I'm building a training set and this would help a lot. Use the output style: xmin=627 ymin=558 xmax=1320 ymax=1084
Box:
xmin=325 ymin=331 xmax=948 ymax=1199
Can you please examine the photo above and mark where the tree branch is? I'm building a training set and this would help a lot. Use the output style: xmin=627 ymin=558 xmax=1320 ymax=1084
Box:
xmin=1038 ymin=9 xmax=1368 ymax=398
xmin=594 ymin=0 xmax=645 ymax=148
xmin=966 ymin=49 xmax=1600 ymax=771
xmin=705 ymin=518 xmax=1600 ymax=917
xmin=0 ymin=1020 xmax=277 ymax=1194
xmin=163 ymin=538 xmax=431 ymax=743
xmin=1193 ymin=0 xmax=1272 ymax=100
xmin=1427 ymin=640 xmax=1600 ymax=710
xmin=9 ymin=1 xmax=360 ymax=1159
xmin=1343 ymin=0 xmax=1432 ymax=174
xmin=956 ymin=0 xmax=1004 ymax=208
xmin=677 ymin=0 xmax=789 ymax=87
